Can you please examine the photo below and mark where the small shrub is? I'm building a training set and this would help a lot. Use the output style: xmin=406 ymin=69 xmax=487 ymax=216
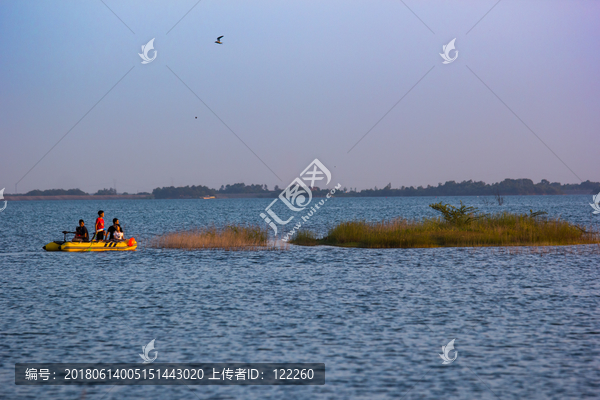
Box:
xmin=528 ymin=210 xmax=548 ymax=218
xmin=429 ymin=201 xmax=481 ymax=226
xmin=495 ymin=190 xmax=505 ymax=205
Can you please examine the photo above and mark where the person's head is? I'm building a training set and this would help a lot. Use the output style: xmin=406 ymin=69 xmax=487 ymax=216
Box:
xmin=98 ymin=210 xmax=104 ymax=217
xmin=79 ymin=219 xmax=84 ymax=226
xmin=113 ymin=218 xmax=119 ymax=225
xmin=116 ymin=224 xmax=122 ymax=232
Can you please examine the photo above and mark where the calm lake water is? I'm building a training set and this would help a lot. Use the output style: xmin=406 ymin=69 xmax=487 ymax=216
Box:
xmin=1 ymin=195 xmax=599 ymax=399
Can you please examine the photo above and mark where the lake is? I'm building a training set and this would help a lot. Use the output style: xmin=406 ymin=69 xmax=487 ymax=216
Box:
xmin=1 ymin=195 xmax=598 ymax=399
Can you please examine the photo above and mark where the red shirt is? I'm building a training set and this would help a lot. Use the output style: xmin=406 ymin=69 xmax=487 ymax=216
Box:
xmin=95 ymin=217 xmax=104 ymax=230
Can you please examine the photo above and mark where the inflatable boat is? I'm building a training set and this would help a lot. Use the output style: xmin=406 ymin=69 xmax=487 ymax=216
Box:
xmin=43 ymin=231 xmax=137 ymax=252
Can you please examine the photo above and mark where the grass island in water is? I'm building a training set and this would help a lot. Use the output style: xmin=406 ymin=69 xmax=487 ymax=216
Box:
xmin=290 ymin=202 xmax=599 ymax=248
xmin=150 ymin=225 xmax=276 ymax=251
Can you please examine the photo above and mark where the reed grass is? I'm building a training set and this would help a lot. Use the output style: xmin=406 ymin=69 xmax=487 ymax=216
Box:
xmin=291 ymin=212 xmax=599 ymax=248
xmin=150 ymin=225 xmax=275 ymax=251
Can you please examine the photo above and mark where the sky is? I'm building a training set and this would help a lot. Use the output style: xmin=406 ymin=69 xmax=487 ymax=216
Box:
xmin=1 ymin=0 xmax=599 ymax=194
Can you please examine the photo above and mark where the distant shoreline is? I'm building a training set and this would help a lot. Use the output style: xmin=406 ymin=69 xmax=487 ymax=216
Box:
xmin=4 ymin=193 xmax=275 ymax=201
xmin=4 ymin=194 xmax=151 ymax=201
xmin=9 ymin=179 xmax=598 ymax=200
xmin=4 ymin=192 xmax=593 ymax=201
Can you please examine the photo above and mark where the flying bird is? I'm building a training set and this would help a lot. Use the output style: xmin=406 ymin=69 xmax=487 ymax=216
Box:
xmin=215 ymin=36 xmax=223 ymax=44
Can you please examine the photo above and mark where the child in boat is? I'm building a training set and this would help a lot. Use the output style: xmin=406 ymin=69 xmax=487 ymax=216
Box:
xmin=113 ymin=225 xmax=124 ymax=241
xmin=95 ymin=210 xmax=105 ymax=241
xmin=106 ymin=218 xmax=123 ymax=241
xmin=73 ymin=219 xmax=89 ymax=242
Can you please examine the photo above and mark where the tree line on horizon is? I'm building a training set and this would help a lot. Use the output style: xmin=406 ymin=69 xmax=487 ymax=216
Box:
xmin=152 ymin=183 xmax=273 ymax=199
xmin=339 ymin=179 xmax=600 ymax=197
xmin=16 ymin=178 xmax=600 ymax=198
xmin=21 ymin=188 xmax=150 ymax=196
xmin=150 ymin=178 xmax=600 ymax=198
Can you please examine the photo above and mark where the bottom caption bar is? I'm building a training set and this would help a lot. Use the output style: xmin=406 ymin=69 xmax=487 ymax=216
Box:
xmin=15 ymin=363 xmax=325 ymax=385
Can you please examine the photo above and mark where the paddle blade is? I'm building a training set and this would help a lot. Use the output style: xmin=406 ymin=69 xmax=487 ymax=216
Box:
xmin=127 ymin=238 xmax=135 ymax=247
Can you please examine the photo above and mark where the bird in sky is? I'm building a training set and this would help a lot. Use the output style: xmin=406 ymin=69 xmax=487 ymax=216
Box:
xmin=215 ymin=36 xmax=223 ymax=44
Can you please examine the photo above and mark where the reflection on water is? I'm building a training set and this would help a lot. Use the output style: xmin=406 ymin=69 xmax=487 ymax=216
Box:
xmin=1 ymin=196 xmax=598 ymax=399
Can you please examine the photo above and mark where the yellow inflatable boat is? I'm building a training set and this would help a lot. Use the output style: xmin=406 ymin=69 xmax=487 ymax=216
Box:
xmin=43 ymin=231 xmax=137 ymax=252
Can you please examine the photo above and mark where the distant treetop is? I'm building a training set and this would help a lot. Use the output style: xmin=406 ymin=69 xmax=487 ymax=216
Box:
xmin=152 ymin=185 xmax=215 ymax=199
xmin=25 ymin=188 xmax=88 ymax=196
xmin=95 ymin=188 xmax=117 ymax=196
xmin=218 ymin=183 xmax=269 ymax=194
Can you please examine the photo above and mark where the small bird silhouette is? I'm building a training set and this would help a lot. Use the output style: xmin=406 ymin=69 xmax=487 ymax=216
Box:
xmin=215 ymin=36 xmax=223 ymax=44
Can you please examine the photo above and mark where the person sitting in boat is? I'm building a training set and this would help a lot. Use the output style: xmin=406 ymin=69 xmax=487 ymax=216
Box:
xmin=73 ymin=219 xmax=89 ymax=242
xmin=94 ymin=210 xmax=105 ymax=241
xmin=106 ymin=218 xmax=124 ymax=241
xmin=113 ymin=225 xmax=124 ymax=241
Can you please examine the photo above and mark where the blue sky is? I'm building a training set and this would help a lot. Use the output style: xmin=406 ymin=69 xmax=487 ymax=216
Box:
xmin=1 ymin=0 xmax=599 ymax=193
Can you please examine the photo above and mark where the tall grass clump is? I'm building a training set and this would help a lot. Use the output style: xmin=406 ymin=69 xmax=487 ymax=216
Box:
xmin=290 ymin=203 xmax=599 ymax=248
xmin=290 ymin=230 xmax=319 ymax=246
xmin=150 ymin=225 xmax=275 ymax=251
